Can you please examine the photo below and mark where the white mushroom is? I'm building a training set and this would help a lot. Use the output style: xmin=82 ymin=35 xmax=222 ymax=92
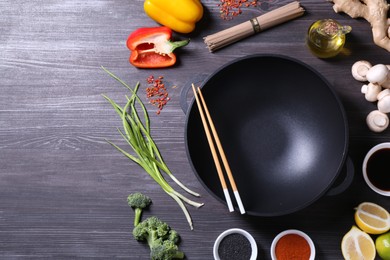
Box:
xmin=381 ymin=73 xmax=390 ymax=89
xmin=351 ymin=60 xmax=372 ymax=82
xmin=377 ymin=89 xmax=390 ymax=113
xmin=361 ymin=83 xmax=382 ymax=102
xmin=366 ymin=64 xmax=389 ymax=85
xmin=366 ymin=110 xmax=389 ymax=132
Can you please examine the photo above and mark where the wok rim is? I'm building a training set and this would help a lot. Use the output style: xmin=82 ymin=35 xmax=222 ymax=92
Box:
xmin=184 ymin=53 xmax=349 ymax=216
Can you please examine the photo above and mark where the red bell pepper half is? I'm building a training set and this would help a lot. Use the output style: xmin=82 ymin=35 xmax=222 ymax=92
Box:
xmin=126 ymin=26 xmax=189 ymax=68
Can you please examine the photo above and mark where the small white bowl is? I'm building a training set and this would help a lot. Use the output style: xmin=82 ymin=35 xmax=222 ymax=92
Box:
xmin=362 ymin=142 xmax=390 ymax=196
xmin=270 ymin=229 xmax=315 ymax=260
xmin=213 ymin=228 xmax=258 ymax=260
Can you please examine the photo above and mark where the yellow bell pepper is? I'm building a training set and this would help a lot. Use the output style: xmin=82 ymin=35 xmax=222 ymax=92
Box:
xmin=144 ymin=0 xmax=203 ymax=34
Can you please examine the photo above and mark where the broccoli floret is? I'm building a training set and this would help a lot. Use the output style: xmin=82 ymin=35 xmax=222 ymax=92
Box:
xmin=127 ymin=192 xmax=152 ymax=226
xmin=150 ymin=240 xmax=184 ymax=260
xmin=133 ymin=216 xmax=184 ymax=260
xmin=168 ymin=230 xmax=180 ymax=245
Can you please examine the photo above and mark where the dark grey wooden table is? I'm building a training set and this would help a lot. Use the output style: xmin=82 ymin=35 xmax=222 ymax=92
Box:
xmin=1 ymin=0 xmax=390 ymax=259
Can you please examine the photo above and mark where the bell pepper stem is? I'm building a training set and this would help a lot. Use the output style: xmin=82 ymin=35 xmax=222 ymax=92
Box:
xmin=169 ymin=39 xmax=190 ymax=52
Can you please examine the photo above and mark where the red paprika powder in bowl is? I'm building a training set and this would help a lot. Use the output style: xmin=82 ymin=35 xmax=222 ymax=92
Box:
xmin=270 ymin=229 xmax=315 ymax=260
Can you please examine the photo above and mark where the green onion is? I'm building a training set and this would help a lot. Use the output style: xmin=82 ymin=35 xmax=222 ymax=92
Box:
xmin=101 ymin=67 xmax=203 ymax=230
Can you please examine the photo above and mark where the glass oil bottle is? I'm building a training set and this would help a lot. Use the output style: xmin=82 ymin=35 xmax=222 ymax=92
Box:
xmin=306 ymin=19 xmax=351 ymax=58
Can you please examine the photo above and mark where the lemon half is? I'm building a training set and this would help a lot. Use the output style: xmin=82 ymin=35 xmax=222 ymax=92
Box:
xmin=341 ymin=226 xmax=376 ymax=260
xmin=355 ymin=202 xmax=390 ymax=234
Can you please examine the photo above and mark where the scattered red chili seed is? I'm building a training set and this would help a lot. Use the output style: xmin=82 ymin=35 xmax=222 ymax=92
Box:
xmin=218 ymin=0 xmax=258 ymax=20
xmin=146 ymin=75 xmax=170 ymax=115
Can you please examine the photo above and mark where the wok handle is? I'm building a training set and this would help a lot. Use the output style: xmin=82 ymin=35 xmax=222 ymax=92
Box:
xmin=180 ymin=73 xmax=208 ymax=114
xmin=326 ymin=156 xmax=354 ymax=196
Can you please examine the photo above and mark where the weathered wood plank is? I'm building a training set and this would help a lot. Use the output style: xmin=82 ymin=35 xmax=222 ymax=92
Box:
xmin=1 ymin=0 xmax=390 ymax=259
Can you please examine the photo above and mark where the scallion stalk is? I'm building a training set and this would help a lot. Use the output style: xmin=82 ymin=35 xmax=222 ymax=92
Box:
xmin=101 ymin=67 xmax=203 ymax=230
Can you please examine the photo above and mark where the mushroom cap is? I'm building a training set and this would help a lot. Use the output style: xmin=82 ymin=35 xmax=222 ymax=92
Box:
xmin=382 ymin=72 xmax=390 ymax=88
xmin=377 ymin=88 xmax=390 ymax=100
xmin=366 ymin=64 xmax=389 ymax=84
xmin=366 ymin=110 xmax=389 ymax=132
xmin=351 ymin=60 xmax=372 ymax=82
xmin=361 ymin=83 xmax=382 ymax=102
xmin=377 ymin=89 xmax=390 ymax=113
xmin=382 ymin=79 xmax=390 ymax=89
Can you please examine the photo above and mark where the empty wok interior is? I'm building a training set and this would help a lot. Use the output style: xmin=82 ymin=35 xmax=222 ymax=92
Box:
xmin=185 ymin=55 xmax=348 ymax=216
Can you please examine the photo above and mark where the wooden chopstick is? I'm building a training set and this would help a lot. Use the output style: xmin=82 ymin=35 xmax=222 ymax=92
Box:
xmin=192 ymin=84 xmax=245 ymax=214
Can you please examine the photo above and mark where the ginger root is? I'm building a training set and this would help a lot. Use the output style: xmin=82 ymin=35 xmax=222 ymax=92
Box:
xmin=330 ymin=0 xmax=390 ymax=52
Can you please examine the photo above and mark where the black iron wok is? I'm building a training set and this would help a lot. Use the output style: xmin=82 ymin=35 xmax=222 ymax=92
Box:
xmin=183 ymin=54 xmax=351 ymax=216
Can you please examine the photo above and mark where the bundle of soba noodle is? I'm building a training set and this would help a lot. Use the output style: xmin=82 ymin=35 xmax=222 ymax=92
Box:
xmin=204 ymin=1 xmax=305 ymax=52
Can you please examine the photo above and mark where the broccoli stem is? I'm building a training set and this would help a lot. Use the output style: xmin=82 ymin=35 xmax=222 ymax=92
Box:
xmin=134 ymin=208 xmax=142 ymax=227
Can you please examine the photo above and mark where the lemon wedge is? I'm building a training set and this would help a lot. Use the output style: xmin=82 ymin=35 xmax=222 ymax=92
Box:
xmin=341 ymin=226 xmax=376 ymax=260
xmin=354 ymin=202 xmax=390 ymax=234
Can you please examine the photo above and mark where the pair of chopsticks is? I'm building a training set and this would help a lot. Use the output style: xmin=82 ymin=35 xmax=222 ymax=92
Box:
xmin=191 ymin=84 xmax=245 ymax=214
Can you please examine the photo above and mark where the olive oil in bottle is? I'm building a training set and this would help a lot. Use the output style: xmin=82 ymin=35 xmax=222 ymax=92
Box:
xmin=306 ymin=19 xmax=351 ymax=58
